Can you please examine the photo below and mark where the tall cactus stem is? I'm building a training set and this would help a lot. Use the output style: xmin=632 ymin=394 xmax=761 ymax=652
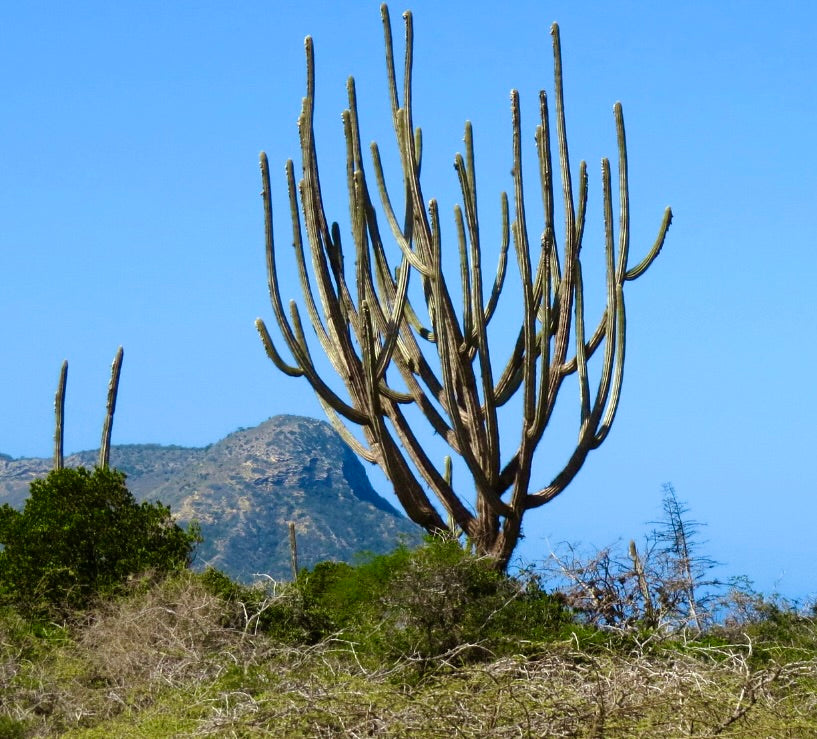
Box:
xmin=257 ymin=7 xmax=671 ymax=569
xmin=99 ymin=346 xmax=124 ymax=469
xmin=53 ymin=360 xmax=68 ymax=470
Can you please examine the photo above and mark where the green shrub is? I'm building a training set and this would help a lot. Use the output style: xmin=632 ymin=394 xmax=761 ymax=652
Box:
xmin=275 ymin=538 xmax=574 ymax=664
xmin=0 ymin=715 xmax=27 ymax=739
xmin=0 ymin=466 xmax=200 ymax=616
xmin=368 ymin=539 xmax=572 ymax=662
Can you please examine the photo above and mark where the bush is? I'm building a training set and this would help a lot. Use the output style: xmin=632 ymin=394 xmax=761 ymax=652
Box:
xmin=370 ymin=539 xmax=572 ymax=662
xmin=0 ymin=466 xmax=200 ymax=615
xmin=0 ymin=715 xmax=27 ymax=739
xmin=280 ymin=538 xmax=574 ymax=664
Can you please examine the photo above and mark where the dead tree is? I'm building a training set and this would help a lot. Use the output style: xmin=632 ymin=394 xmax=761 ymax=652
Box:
xmin=256 ymin=5 xmax=671 ymax=569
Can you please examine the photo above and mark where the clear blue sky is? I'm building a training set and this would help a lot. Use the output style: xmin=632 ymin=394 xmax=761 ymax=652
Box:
xmin=3 ymin=2 xmax=816 ymax=601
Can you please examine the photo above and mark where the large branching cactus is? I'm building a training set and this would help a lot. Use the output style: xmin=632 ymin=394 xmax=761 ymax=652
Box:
xmin=256 ymin=5 xmax=671 ymax=569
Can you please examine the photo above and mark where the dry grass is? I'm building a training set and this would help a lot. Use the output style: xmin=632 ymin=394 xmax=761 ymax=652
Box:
xmin=1 ymin=572 xmax=816 ymax=738
xmin=199 ymin=644 xmax=817 ymax=738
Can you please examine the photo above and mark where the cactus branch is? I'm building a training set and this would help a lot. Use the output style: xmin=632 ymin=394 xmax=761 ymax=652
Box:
xmin=53 ymin=360 xmax=68 ymax=470
xmin=258 ymin=6 xmax=670 ymax=568
xmin=99 ymin=346 xmax=123 ymax=469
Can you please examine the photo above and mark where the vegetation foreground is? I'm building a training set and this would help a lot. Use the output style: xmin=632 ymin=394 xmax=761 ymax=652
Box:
xmin=1 ymin=538 xmax=816 ymax=738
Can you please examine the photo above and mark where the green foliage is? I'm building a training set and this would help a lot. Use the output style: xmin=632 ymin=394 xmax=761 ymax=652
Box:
xmin=276 ymin=538 xmax=573 ymax=664
xmin=0 ymin=466 xmax=200 ymax=615
xmin=0 ymin=715 xmax=27 ymax=739
xmin=0 ymin=547 xmax=815 ymax=736
xmin=710 ymin=583 xmax=817 ymax=665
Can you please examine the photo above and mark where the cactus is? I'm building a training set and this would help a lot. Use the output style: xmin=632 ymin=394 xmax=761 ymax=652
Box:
xmin=53 ymin=360 xmax=68 ymax=470
xmin=99 ymin=346 xmax=124 ymax=469
xmin=256 ymin=5 xmax=671 ymax=568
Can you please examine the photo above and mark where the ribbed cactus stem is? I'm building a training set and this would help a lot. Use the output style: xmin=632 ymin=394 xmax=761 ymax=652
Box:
xmin=258 ymin=5 xmax=671 ymax=569
xmin=53 ymin=360 xmax=68 ymax=470
xmin=288 ymin=521 xmax=299 ymax=580
xmin=99 ymin=346 xmax=123 ymax=469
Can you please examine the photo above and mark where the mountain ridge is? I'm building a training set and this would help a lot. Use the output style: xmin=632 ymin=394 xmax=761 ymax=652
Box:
xmin=0 ymin=415 xmax=420 ymax=581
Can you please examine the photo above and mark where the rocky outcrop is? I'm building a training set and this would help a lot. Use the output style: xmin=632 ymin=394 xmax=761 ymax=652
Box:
xmin=0 ymin=416 xmax=420 ymax=582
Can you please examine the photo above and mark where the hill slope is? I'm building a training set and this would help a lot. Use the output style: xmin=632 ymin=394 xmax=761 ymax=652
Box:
xmin=0 ymin=415 xmax=420 ymax=581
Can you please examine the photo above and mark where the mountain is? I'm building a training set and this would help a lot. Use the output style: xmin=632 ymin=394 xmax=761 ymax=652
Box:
xmin=0 ymin=415 xmax=421 ymax=582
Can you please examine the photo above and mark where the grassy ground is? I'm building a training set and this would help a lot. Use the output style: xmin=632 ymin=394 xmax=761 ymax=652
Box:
xmin=2 ymin=571 xmax=816 ymax=738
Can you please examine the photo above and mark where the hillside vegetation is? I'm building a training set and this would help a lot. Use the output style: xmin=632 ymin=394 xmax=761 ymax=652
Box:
xmin=1 ymin=537 xmax=815 ymax=737
xmin=1 ymin=458 xmax=813 ymax=736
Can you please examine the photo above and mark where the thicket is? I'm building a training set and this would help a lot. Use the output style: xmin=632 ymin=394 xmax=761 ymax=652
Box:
xmin=0 ymin=453 xmax=814 ymax=735
xmin=0 ymin=466 xmax=200 ymax=617
xmin=0 ymin=536 xmax=815 ymax=737
xmin=201 ymin=537 xmax=574 ymax=667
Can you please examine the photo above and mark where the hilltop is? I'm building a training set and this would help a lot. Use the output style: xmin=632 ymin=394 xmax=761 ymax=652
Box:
xmin=0 ymin=415 xmax=420 ymax=581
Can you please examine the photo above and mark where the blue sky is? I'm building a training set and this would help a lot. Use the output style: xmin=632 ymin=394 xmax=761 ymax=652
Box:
xmin=3 ymin=2 xmax=816 ymax=600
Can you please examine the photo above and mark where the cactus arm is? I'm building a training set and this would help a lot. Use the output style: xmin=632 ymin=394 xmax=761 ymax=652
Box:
xmin=255 ymin=318 xmax=302 ymax=377
xmin=551 ymin=25 xmax=576 ymax=267
xmin=286 ymin=159 xmax=338 ymax=350
xmin=533 ymin=90 xmax=553 ymax=292
xmin=581 ymin=157 xmax=620 ymax=441
xmin=574 ymin=160 xmax=589 ymax=250
xmin=297 ymin=42 xmax=366 ymax=395
xmin=317 ymin=399 xmax=378 ymax=463
xmin=586 ymin=157 xmax=623 ymax=442
xmin=99 ymin=346 xmax=123 ymax=469
xmin=285 ymin=301 xmax=371 ymax=426
xmin=560 ymin=312 xmax=608 ymax=374
xmin=492 ymin=330 xmax=527 ymax=405
xmin=380 ymin=4 xmax=400 ymax=123
xmin=259 ymin=152 xmax=323 ymax=376
xmin=370 ymin=142 xmax=430 ymax=277
xmin=574 ymin=258 xmax=592 ymax=425
xmin=625 ymin=205 xmax=672 ymax=281
xmin=455 ymin=124 xmax=501 ymax=482
xmin=454 ymin=204 xmax=473 ymax=341
xmin=613 ymin=102 xmax=630 ymax=282
xmin=509 ymin=90 xmax=537 ymax=435
xmin=481 ymin=191 xmax=510 ymax=328
xmin=592 ymin=291 xmax=626 ymax=448
xmin=538 ymin=38 xmax=578 ymax=435
xmin=53 ymin=360 xmax=67 ymax=470
xmin=530 ymin=239 xmax=553 ymax=441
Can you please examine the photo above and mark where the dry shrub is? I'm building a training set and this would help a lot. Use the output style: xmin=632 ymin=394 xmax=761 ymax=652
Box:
xmin=0 ymin=572 xmax=280 ymax=736
xmin=207 ymin=639 xmax=817 ymax=738
xmin=77 ymin=572 xmax=249 ymax=689
xmin=3 ymin=574 xmax=816 ymax=737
